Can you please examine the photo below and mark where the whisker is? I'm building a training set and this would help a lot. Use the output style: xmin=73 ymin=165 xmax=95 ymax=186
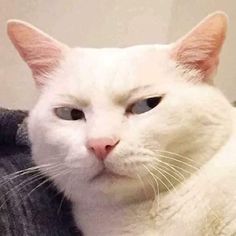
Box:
xmin=0 ymin=173 xmax=45 ymax=209
xmin=154 ymin=159 xmax=186 ymax=181
xmin=9 ymin=168 xmax=70 ymax=210
xmin=147 ymin=163 xmax=222 ymax=225
xmin=25 ymin=169 xmax=70 ymax=202
xmin=0 ymin=163 xmax=61 ymax=186
xmin=142 ymin=164 xmax=171 ymax=195
xmin=140 ymin=149 xmax=223 ymax=225
xmin=149 ymin=164 xmax=177 ymax=194
xmin=154 ymin=165 xmax=183 ymax=188
xmin=157 ymin=154 xmax=199 ymax=172
xmin=157 ymin=149 xmax=201 ymax=166
xmin=136 ymin=172 xmax=149 ymax=201
xmin=0 ymin=164 xmax=52 ymax=181
xmin=0 ymin=164 xmax=65 ymax=209
xmin=145 ymin=174 xmax=157 ymax=201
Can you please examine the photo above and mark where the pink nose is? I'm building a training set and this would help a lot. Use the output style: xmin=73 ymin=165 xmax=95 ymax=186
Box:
xmin=87 ymin=137 xmax=119 ymax=160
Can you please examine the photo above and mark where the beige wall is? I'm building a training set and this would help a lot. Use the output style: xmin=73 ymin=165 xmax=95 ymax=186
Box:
xmin=0 ymin=0 xmax=235 ymax=109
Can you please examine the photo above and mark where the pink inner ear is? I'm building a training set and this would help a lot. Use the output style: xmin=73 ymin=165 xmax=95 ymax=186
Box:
xmin=7 ymin=21 xmax=68 ymax=86
xmin=24 ymin=42 xmax=63 ymax=78
xmin=172 ymin=38 xmax=221 ymax=80
xmin=170 ymin=12 xmax=227 ymax=82
xmin=12 ymin=36 xmax=64 ymax=85
xmin=193 ymin=53 xmax=220 ymax=79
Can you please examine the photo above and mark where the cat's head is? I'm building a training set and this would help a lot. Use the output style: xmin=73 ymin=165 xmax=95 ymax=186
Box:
xmin=7 ymin=12 xmax=233 ymax=204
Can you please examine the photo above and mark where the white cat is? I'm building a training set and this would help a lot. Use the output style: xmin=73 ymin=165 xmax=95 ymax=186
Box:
xmin=7 ymin=12 xmax=236 ymax=235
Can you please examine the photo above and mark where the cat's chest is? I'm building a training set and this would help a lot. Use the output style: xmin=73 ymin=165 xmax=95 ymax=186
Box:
xmin=73 ymin=204 xmax=234 ymax=236
xmin=73 ymin=201 xmax=199 ymax=236
xmin=73 ymin=202 xmax=158 ymax=236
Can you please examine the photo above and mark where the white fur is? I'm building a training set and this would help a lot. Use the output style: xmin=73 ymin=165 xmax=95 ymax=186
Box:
xmin=8 ymin=12 xmax=236 ymax=236
xmin=27 ymin=44 xmax=236 ymax=235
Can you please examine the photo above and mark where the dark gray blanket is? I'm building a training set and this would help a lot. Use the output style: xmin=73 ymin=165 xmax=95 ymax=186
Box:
xmin=0 ymin=108 xmax=81 ymax=236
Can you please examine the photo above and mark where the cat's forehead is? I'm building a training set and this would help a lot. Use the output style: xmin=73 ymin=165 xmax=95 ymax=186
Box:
xmin=67 ymin=45 xmax=171 ymax=81
xmin=51 ymin=44 xmax=175 ymax=103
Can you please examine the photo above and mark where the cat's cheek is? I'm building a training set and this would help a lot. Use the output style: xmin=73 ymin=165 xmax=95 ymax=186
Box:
xmin=65 ymin=146 xmax=88 ymax=168
xmin=63 ymin=145 xmax=104 ymax=180
xmin=65 ymin=146 xmax=96 ymax=168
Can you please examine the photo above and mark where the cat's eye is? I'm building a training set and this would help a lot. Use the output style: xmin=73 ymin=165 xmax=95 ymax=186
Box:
xmin=54 ymin=107 xmax=85 ymax=120
xmin=128 ymin=96 xmax=162 ymax=114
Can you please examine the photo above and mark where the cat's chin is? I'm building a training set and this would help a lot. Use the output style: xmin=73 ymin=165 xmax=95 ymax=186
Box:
xmin=80 ymin=170 xmax=148 ymax=204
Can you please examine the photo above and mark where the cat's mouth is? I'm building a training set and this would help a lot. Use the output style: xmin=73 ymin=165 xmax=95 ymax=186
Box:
xmin=90 ymin=168 xmax=128 ymax=182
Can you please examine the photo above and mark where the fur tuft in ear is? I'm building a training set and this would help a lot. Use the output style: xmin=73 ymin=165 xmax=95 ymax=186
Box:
xmin=171 ymin=12 xmax=228 ymax=82
xmin=7 ymin=20 xmax=69 ymax=87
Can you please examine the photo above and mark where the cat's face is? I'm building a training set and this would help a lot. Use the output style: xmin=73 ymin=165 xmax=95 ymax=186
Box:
xmin=8 ymin=12 xmax=232 ymax=204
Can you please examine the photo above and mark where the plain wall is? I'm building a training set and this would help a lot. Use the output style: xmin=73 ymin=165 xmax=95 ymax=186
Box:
xmin=0 ymin=0 xmax=235 ymax=109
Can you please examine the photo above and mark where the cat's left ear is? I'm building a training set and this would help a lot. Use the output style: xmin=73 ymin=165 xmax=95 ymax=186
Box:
xmin=7 ymin=20 xmax=69 ymax=87
xmin=171 ymin=12 xmax=228 ymax=83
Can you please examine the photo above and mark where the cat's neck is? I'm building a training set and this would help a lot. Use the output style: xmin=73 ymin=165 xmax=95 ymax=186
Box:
xmin=73 ymin=198 xmax=158 ymax=236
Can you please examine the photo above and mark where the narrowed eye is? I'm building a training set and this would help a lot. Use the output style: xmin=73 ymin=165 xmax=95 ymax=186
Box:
xmin=128 ymin=97 xmax=162 ymax=114
xmin=54 ymin=107 xmax=85 ymax=120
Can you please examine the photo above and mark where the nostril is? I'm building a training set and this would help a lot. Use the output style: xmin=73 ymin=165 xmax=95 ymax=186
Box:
xmin=89 ymin=146 xmax=95 ymax=152
xmin=105 ymin=145 xmax=113 ymax=152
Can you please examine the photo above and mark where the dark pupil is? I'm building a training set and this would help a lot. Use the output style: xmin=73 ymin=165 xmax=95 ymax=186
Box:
xmin=146 ymin=97 xmax=162 ymax=108
xmin=71 ymin=109 xmax=84 ymax=120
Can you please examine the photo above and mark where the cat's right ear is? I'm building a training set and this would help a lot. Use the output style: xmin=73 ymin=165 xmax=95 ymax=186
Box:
xmin=7 ymin=20 xmax=69 ymax=87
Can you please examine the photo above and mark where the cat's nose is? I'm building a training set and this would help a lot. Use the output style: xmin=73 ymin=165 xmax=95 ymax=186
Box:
xmin=86 ymin=137 xmax=120 ymax=160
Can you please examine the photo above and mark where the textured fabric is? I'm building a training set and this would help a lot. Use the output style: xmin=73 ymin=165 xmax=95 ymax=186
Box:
xmin=0 ymin=108 xmax=81 ymax=236
xmin=0 ymin=108 xmax=27 ymax=145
